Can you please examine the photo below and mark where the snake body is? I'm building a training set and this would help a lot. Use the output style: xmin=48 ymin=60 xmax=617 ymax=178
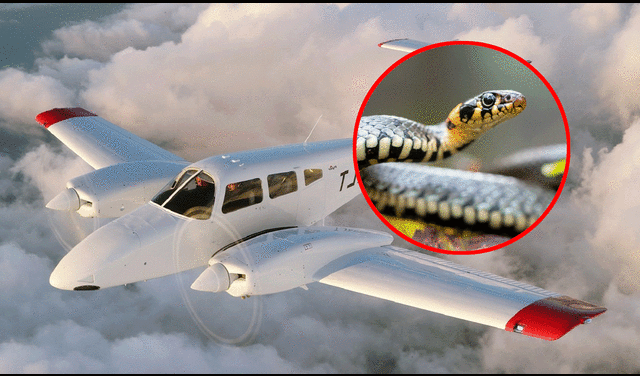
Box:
xmin=356 ymin=90 xmax=556 ymax=238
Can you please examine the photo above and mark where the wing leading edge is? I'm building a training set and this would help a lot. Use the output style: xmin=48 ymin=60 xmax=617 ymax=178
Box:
xmin=36 ymin=108 xmax=189 ymax=218
xmin=36 ymin=107 xmax=186 ymax=169
xmin=195 ymin=226 xmax=605 ymax=341
xmin=378 ymin=38 xmax=431 ymax=52
xmin=316 ymin=245 xmax=606 ymax=341
xmin=379 ymin=38 xmax=533 ymax=64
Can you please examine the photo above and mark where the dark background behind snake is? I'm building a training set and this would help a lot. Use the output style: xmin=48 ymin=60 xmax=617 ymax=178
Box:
xmin=359 ymin=44 xmax=567 ymax=248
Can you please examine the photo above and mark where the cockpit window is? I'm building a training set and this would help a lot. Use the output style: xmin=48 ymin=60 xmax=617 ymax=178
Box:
xmin=304 ymin=168 xmax=322 ymax=186
xmin=152 ymin=170 xmax=196 ymax=205
xmin=222 ymin=178 xmax=263 ymax=214
xmin=152 ymin=169 xmax=216 ymax=220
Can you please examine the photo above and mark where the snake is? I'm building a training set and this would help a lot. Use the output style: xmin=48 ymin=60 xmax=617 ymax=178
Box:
xmin=356 ymin=90 xmax=558 ymax=239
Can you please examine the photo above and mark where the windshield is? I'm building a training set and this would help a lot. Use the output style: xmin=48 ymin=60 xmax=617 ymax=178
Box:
xmin=152 ymin=169 xmax=216 ymax=220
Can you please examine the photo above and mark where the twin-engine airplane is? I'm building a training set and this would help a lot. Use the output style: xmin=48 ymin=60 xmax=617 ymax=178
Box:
xmin=36 ymin=40 xmax=605 ymax=341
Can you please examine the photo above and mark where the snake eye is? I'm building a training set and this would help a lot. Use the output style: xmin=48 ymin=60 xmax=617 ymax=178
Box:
xmin=481 ymin=93 xmax=495 ymax=108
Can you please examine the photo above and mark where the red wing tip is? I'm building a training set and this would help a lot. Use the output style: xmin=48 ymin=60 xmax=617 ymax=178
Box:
xmin=378 ymin=38 xmax=408 ymax=47
xmin=36 ymin=107 xmax=97 ymax=128
xmin=506 ymin=296 xmax=606 ymax=341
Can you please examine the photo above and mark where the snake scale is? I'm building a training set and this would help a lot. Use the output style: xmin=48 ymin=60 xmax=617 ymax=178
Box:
xmin=356 ymin=90 xmax=557 ymax=238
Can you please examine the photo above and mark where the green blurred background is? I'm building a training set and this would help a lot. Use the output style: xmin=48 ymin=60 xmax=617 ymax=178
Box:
xmin=361 ymin=44 xmax=567 ymax=170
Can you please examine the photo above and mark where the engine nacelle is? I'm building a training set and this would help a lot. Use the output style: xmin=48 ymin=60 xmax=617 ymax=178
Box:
xmin=190 ymin=227 xmax=393 ymax=297
xmin=46 ymin=160 xmax=188 ymax=218
xmin=190 ymin=262 xmax=236 ymax=293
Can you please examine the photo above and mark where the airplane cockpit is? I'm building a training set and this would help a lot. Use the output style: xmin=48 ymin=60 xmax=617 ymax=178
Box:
xmin=151 ymin=157 xmax=328 ymax=223
xmin=152 ymin=169 xmax=216 ymax=219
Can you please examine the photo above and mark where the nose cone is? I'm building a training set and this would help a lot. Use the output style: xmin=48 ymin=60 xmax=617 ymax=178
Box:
xmin=46 ymin=188 xmax=81 ymax=211
xmin=49 ymin=203 xmax=182 ymax=291
xmin=49 ymin=219 xmax=141 ymax=290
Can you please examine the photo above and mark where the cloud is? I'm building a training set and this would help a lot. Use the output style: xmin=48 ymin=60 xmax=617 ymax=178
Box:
xmin=0 ymin=69 xmax=74 ymax=127
xmin=1 ymin=2 xmax=640 ymax=373
xmin=455 ymin=15 xmax=556 ymax=76
xmin=41 ymin=4 xmax=209 ymax=62
xmin=598 ymin=4 xmax=640 ymax=125
xmin=569 ymin=3 xmax=623 ymax=35
xmin=0 ymin=319 xmax=312 ymax=373
xmin=76 ymin=3 xmax=401 ymax=161
xmin=449 ymin=118 xmax=640 ymax=372
xmin=10 ymin=144 xmax=92 ymax=203
xmin=575 ymin=119 xmax=640 ymax=292
xmin=446 ymin=4 xmax=504 ymax=29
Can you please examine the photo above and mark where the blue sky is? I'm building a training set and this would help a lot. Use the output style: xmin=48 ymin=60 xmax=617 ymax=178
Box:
xmin=0 ymin=4 xmax=127 ymax=70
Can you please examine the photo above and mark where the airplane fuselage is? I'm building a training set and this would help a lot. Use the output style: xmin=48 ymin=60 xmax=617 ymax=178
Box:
xmin=50 ymin=138 xmax=359 ymax=290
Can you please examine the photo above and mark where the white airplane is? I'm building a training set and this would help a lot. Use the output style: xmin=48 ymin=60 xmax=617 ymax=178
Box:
xmin=36 ymin=41 xmax=604 ymax=341
xmin=37 ymin=107 xmax=605 ymax=341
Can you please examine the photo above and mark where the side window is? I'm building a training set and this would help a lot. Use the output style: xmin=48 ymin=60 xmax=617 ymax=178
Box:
xmin=304 ymin=168 xmax=323 ymax=186
xmin=267 ymin=171 xmax=298 ymax=199
xmin=222 ymin=178 xmax=263 ymax=214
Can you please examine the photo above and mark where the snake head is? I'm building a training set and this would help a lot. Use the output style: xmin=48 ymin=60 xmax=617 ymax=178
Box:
xmin=446 ymin=90 xmax=526 ymax=133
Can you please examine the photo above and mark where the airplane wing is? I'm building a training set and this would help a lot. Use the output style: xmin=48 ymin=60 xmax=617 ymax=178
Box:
xmin=36 ymin=108 xmax=189 ymax=217
xmin=195 ymin=226 xmax=605 ymax=341
xmin=317 ymin=245 xmax=605 ymax=341
xmin=378 ymin=38 xmax=431 ymax=53
xmin=36 ymin=107 xmax=187 ymax=169
xmin=379 ymin=38 xmax=533 ymax=63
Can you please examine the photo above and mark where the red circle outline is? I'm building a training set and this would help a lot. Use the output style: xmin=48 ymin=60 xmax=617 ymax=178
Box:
xmin=352 ymin=40 xmax=570 ymax=255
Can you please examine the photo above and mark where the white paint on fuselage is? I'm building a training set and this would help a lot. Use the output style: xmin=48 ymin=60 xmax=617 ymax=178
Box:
xmin=50 ymin=138 xmax=359 ymax=290
xmin=193 ymin=138 xmax=357 ymax=230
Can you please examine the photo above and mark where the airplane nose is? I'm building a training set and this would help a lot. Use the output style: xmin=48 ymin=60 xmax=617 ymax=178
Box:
xmin=49 ymin=219 xmax=142 ymax=291
xmin=49 ymin=264 xmax=75 ymax=290
xmin=49 ymin=263 xmax=77 ymax=290
xmin=49 ymin=262 xmax=100 ymax=291
xmin=48 ymin=203 xmax=184 ymax=291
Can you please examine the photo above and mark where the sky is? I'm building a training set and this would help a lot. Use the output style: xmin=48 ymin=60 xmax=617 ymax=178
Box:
xmin=0 ymin=3 xmax=639 ymax=373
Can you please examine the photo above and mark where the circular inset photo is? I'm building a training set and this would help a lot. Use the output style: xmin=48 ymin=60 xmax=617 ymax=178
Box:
xmin=353 ymin=41 xmax=568 ymax=254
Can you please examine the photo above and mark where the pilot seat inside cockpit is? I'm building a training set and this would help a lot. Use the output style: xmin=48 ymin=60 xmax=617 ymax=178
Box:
xmin=152 ymin=169 xmax=216 ymax=220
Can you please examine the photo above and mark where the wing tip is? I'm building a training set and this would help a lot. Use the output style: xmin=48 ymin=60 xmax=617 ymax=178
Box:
xmin=505 ymin=295 xmax=606 ymax=341
xmin=35 ymin=107 xmax=97 ymax=128
xmin=378 ymin=38 xmax=409 ymax=48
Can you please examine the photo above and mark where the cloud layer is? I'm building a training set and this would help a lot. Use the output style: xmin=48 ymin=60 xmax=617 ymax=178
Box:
xmin=1 ymin=3 xmax=639 ymax=373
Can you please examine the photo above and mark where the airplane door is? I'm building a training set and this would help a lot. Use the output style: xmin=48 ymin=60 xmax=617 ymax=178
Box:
xmin=296 ymin=168 xmax=326 ymax=225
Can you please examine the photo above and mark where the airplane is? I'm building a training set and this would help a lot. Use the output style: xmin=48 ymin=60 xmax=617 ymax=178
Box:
xmin=36 ymin=42 xmax=604 ymax=342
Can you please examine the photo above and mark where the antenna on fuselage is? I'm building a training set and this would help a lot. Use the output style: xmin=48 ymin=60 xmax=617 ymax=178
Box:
xmin=303 ymin=114 xmax=322 ymax=146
